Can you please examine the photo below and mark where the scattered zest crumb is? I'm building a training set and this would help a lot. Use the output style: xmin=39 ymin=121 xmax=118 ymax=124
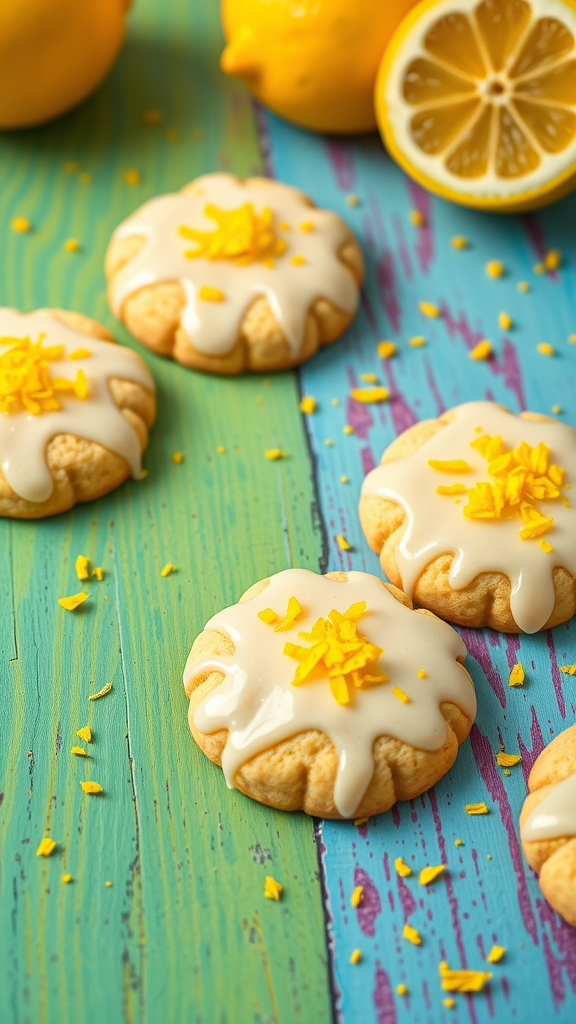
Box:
xmin=36 ymin=837 xmax=57 ymax=857
xmin=537 ymin=342 xmax=555 ymax=356
xmin=378 ymin=340 xmax=397 ymax=359
xmin=265 ymin=448 xmax=285 ymax=460
xmin=545 ymin=249 xmax=561 ymax=271
xmin=403 ymin=923 xmax=422 ymax=946
xmin=354 ymin=817 xmax=368 ymax=827
xmin=340 ymin=476 xmax=349 ymax=484
xmin=343 ymin=425 xmax=354 ymax=435
xmin=171 ymin=452 xmax=184 ymax=464
xmin=77 ymin=726 xmax=92 ymax=743
xmin=517 ymin=281 xmax=530 ymax=292
xmin=324 ymin=438 xmax=334 ymax=447
xmin=419 ymin=301 xmax=440 ymax=318
xmin=454 ymin=839 xmax=463 ymax=846
xmin=409 ymin=335 xmax=426 ymax=347
xmin=569 ymin=334 xmax=576 ymax=344
xmin=469 ymin=339 xmax=492 ymax=361
xmin=69 ymin=348 xmax=91 ymax=360
xmin=451 ymin=236 xmax=468 ymax=249
xmin=123 ymin=168 xmax=140 ymax=186
xmin=444 ymin=998 xmax=456 ymax=1008
xmin=11 ymin=217 xmax=31 ymax=233
xmin=396 ymin=983 xmax=408 ymax=996
xmin=105 ymin=880 xmax=113 ymax=887
xmin=291 ymin=254 xmax=306 ymax=266
xmin=93 ymin=567 xmax=104 ymax=580
xmin=409 ymin=209 xmax=425 ymax=226
xmin=533 ymin=262 xmax=545 ymax=275
xmin=64 ymin=239 xmax=80 ymax=252
xmin=439 ymin=961 xmax=492 ymax=993
xmin=486 ymin=260 xmax=504 ymax=278
xmin=345 ymin=194 xmax=359 ymax=206
xmin=71 ymin=746 xmax=89 ymax=758
xmin=351 ymin=885 xmax=364 ymax=908
xmin=198 ymin=285 xmax=225 ymax=302
xmin=487 ymin=945 xmax=505 ymax=964
xmin=350 ymin=387 xmax=389 ymax=404
xmin=61 ymin=873 xmax=73 ymax=884
xmin=75 ymin=555 xmax=89 ymax=580
xmin=217 ymin=446 xmax=225 ymax=454
xmin=299 ymin=220 xmax=314 ymax=232
xmin=350 ymin=949 xmax=362 ymax=965
xmin=394 ymin=857 xmax=412 ymax=877
xmin=89 ymin=683 xmax=112 ymax=701
xmin=264 ymin=875 xmax=283 ymax=900
xmin=337 ymin=535 xmax=350 ymax=551
xmin=161 ymin=563 xmax=175 ymax=577
xmin=360 ymin=373 xmax=378 ymax=384
xmin=560 ymin=664 xmax=576 ymax=675
xmin=58 ymin=592 xmax=88 ymax=611
xmin=300 ymin=395 xmax=316 ymax=414
xmin=498 ymin=311 xmax=512 ymax=330
xmin=392 ymin=686 xmax=410 ymax=704
xmin=551 ymin=405 xmax=562 ymax=415
xmin=508 ymin=663 xmax=525 ymax=687
xmin=142 ymin=108 xmax=163 ymax=125
xmin=417 ymin=669 xmax=427 ymax=679
xmin=465 ymin=803 xmax=489 ymax=815
xmin=274 ymin=596 xmax=302 ymax=633
xmin=419 ymin=864 xmax=446 ymax=886
xmin=80 ymin=781 xmax=103 ymax=794
xmin=496 ymin=752 xmax=522 ymax=767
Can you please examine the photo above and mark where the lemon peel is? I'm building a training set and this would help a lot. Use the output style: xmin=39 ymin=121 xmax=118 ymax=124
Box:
xmin=0 ymin=333 xmax=89 ymax=415
xmin=439 ymin=961 xmax=492 ymax=993
xmin=394 ymin=857 xmax=412 ymax=877
xmin=80 ymin=781 xmax=103 ymax=794
xmin=264 ymin=876 xmax=282 ymax=900
xmin=88 ymin=683 xmax=112 ymax=701
xmin=75 ymin=555 xmax=90 ymax=580
xmin=274 ymin=596 xmax=302 ymax=633
xmin=58 ymin=592 xmax=88 ymax=611
xmin=465 ymin=803 xmax=489 ymax=815
xmin=36 ymin=837 xmax=57 ymax=857
xmin=180 ymin=203 xmax=287 ymax=266
xmin=419 ymin=864 xmax=445 ymax=886
xmin=509 ymin=663 xmax=525 ymax=687
xmin=487 ymin=945 xmax=505 ymax=964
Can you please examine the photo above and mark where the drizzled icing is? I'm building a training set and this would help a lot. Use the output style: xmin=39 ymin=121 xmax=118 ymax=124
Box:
xmin=0 ymin=309 xmax=154 ymax=503
xmin=362 ymin=402 xmax=576 ymax=634
xmin=109 ymin=173 xmax=359 ymax=357
xmin=184 ymin=569 xmax=476 ymax=818
xmin=522 ymin=771 xmax=576 ymax=843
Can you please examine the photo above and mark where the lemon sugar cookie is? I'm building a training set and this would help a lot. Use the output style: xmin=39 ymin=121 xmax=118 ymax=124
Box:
xmin=0 ymin=308 xmax=155 ymax=518
xmin=183 ymin=568 xmax=476 ymax=819
xmin=520 ymin=725 xmax=576 ymax=928
xmin=105 ymin=173 xmax=364 ymax=374
xmin=360 ymin=401 xmax=576 ymax=633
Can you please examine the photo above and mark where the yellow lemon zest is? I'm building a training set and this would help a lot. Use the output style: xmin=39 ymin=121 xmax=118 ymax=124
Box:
xmin=258 ymin=608 xmax=278 ymax=625
xmin=337 ymin=535 xmax=350 ymax=551
xmin=409 ymin=335 xmax=426 ymax=347
xmin=403 ymin=923 xmax=422 ymax=946
xmin=465 ymin=803 xmax=489 ymax=815
xmin=179 ymin=203 xmax=287 ymax=266
xmin=394 ymin=857 xmax=412 ymax=877
xmin=451 ymin=236 xmax=468 ymax=250
xmin=540 ymin=540 xmax=553 ymax=553
xmin=436 ymin=482 xmax=468 ymax=496
xmin=469 ymin=339 xmax=492 ymax=361
xmin=11 ymin=217 xmax=31 ymax=233
xmin=340 ymin=476 xmax=349 ymax=484
xmin=350 ymin=387 xmax=389 ymax=404
xmin=69 ymin=348 xmax=91 ymax=360
xmin=537 ymin=342 xmax=554 ymax=356
xmin=161 ymin=563 xmax=175 ymax=577
xmin=80 ymin=781 xmax=103 ymax=794
xmin=417 ymin=669 xmax=427 ymax=679
xmin=171 ymin=452 xmax=184 ymax=464
xmin=64 ymin=239 xmax=80 ymax=252
xmin=71 ymin=746 xmax=89 ymax=757
xmin=509 ymin=663 xmax=525 ymax=687
xmin=392 ymin=686 xmax=410 ymax=704
xmin=299 ymin=220 xmax=314 ymax=232
xmin=36 ymin=837 xmax=57 ymax=857
xmin=409 ymin=209 xmax=425 ymax=226
xmin=397 ymin=984 xmax=408 ymax=996
xmin=360 ymin=373 xmax=378 ymax=384
xmin=560 ymin=664 xmax=576 ymax=675
xmin=198 ymin=285 xmax=225 ymax=302
xmin=498 ymin=312 xmax=512 ymax=331
xmin=419 ymin=864 xmax=445 ymax=886
xmin=77 ymin=726 xmax=92 ymax=742
xmin=58 ymin=592 xmax=88 ymax=611
xmin=545 ymin=250 xmax=561 ymax=271
xmin=353 ymin=817 xmax=369 ymax=827
xmin=439 ymin=962 xmax=492 ymax=993
xmin=291 ymin=254 xmax=306 ymax=266
xmin=284 ymin=601 xmax=388 ymax=705
xmin=300 ymin=395 xmax=316 ymax=414
xmin=429 ymin=459 xmax=472 ymax=474
xmin=351 ymin=885 xmax=363 ymax=908
xmin=274 ymin=596 xmax=303 ymax=633
xmin=486 ymin=260 xmax=504 ymax=278
xmin=0 ymin=334 xmax=89 ymax=415
xmin=487 ymin=945 xmax=505 ymax=964
xmin=378 ymin=340 xmax=396 ymax=359
xmin=343 ymin=426 xmax=354 ymax=435
xmin=265 ymin=448 xmax=285 ymax=460
xmin=88 ymin=683 xmax=112 ymax=700
xmin=350 ymin=949 xmax=362 ymax=964
xmin=419 ymin=301 xmax=440 ymax=318
xmin=264 ymin=876 xmax=282 ymax=900
xmin=496 ymin=753 xmax=522 ymax=767
xmin=444 ymin=998 xmax=456 ymax=1008
xmin=75 ymin=555 xmax=90 ymax=580
xmin=61 ymin=873 xmax=73 ymax=884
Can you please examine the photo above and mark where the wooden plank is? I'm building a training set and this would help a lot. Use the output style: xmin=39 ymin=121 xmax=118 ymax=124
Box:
xmin=0 ymin=4 xmax=333 ymax=1022
xmin=265 ymin=111 xmax=576 ymax=1023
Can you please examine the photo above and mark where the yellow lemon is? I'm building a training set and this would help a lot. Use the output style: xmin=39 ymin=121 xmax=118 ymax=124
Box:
xmin=375 ymin=0 xmax=576 ymax=211
xmin=221 ymin=0 xmax=419 ymax=135
xmin=0 ymin=0 xmax=130 ymax=129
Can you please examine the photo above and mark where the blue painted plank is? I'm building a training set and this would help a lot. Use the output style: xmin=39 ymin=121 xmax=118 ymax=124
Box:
xmin=265 ymin=111 xmax=576 ymax=1024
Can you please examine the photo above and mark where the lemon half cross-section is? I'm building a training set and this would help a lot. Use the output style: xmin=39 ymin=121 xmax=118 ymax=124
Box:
xmin=375 ymin=0 xmax=576 ymax=211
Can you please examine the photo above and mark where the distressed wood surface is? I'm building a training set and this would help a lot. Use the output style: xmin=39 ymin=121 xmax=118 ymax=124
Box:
xmin=265 ymin=113 xmax=576 ymax=1024
xmin=2 ymin=0 xmax=576 ymax=1021
xmin=0 ymin=4 xmax=332 ymax=1023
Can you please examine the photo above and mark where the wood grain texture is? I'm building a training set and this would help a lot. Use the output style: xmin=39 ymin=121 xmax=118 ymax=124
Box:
xmin=0 ymin=4 xmax=332 ymax=1023
xmin=265 ymin=112 xmax=576 ymax=1024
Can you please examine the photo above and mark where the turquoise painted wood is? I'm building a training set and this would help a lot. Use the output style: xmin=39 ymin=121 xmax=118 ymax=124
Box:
xmin=266 ymin=112 xmax=576 ymax=1023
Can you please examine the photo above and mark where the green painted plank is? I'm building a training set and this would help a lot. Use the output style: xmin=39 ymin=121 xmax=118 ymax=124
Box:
xmin=0 ymin=2 xmax=332 ymax=1022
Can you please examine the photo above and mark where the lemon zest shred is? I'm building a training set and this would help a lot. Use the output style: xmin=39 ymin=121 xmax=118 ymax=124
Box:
xmin=179 ymin=203 xmax=287 ymax=266
xmin=378 ymin=340 xmax=397 ymax=359
xmin=392 ymin=686 xmax=410 ymax=704
xmin=419 ymin=864 xmax=446 ymax=886
xmin=429 ymin=459 xmax=471 ymax=473
xmin=469 ymin=339 xmax=492 ymax=361
xmin=350 ymin=949 xmax=362 ymax=964
xmin=274 ymin=596 xmax=303 ymax=633
xmin=560 ymin=663 xmax=576 ymax=675
xmin=71 ymin=746 xmax=90 ymax=757
xmin=509 ymin=663 xmax=525 ymax=687
xmin=69 ymin=348 xmax=91 ymax=360
xmin=58 ymin=592 xmax=88 ymax=611
xmin=465 ymin=803 xmax=489 ymax=815
xmin=498 ymin=312 xmax=512 ymax=331
xmin=351 ymin=885 xmax=363 ymax=908
xmin=337 ymin=535 xmax=350 ymax=551
xmin=403 ymin=923 xmax=422 ymax=946
xmin=75 ymin=555 xmax=90 ymax=580
xmin=88 ymin=683 xmax=112 ymax=701
xmin=11 ymin=217 xmax=31 ymax=233
xmin=409 ymin=210 xmax=425 ymax=226
xmin=486 ymin=260 xmax=504 ymax=278
xmin=537 ymin=342 xmax=554 ymax=356
xmin=265 ymin=448 xmax=285 ymax=460
xmin=171 ymin=452 xmax=184 ymax=464
xmin=420 ymin=301 xmax=440 ymax=318
xmin=496 ymin=752 xmax=522 ymax=767
xmin=539 ymin=540 xmax=553 ymax=553
xmin=487 ymin=945 xmax=505 ymax=964
xmin=300 ymin=395 xmax=316 ymax=414
xmin=353 ymin=817 xmax=369 ymax=827
xmin=258 ymin=608 xmax=278 ymax=625
xmin=451 ymin=236 xmax=468 ymax=250
xmin=264 ymin=875 xmax=282 ymax=900
xmin=397 ymin=983 xmax=408 ymax=996
xmin=80 ymin=781 xmax=103 ymax=794
xmin=36 ymin=837 xmax=57 ymax=857
xmin=61 ymin=873 xmax=73 ymax=884
xmin=198 ymin=285 xmax=225 ymax=302
xmin=394 ymin=857 xmax=412 ymax=877
xmin=291 ymin=255 xmax=306 ymax=266
xmin=409 ymin=335 xmax=426 ymax=347
xmin=350 ymin=387 xmax=389 ymax=404
xmin=439 ymin=961 xmax=492 ymax=992
xmin=0 ymin=333 xmax=90 ymax=415
xmin=77 ymin=726 xmax=92 ymax=742
xmin=360 ymin=373 xmax=378 ymax=384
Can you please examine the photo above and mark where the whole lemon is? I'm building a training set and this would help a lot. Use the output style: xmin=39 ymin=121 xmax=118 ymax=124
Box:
xmin=221 ymin=0 xmax=419 ymax=135
xmin=0 ymin=0 xmax=130 ymax=129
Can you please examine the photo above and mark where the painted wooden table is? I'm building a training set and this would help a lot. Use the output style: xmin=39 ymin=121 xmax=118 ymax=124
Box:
xmin=1 ymin=2 xmax=576 ymax=1022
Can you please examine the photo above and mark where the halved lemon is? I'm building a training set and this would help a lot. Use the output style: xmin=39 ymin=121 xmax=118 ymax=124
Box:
xmin=375 ymin=0 xmax=576 ymax=211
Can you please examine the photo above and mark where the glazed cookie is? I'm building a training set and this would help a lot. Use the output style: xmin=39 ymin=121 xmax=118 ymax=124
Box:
xmin=0 ymin=307 xmax=155 ymax=518
xmin=360 ymin=401 xmax=576 ymax=634
xmin=105 ymin=172 xmax=363 ymax=374
xmin=520 ymin=725 xmax=576 ymax=928
xmin=183 ymin=568 xmax=476 ymax=819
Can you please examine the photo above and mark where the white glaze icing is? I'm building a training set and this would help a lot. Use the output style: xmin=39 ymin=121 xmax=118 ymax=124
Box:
xmin=109 ymin=172 xmax=359 ymax=357
xmin=184 ymin=568 xmax=476 ymax=818
xmin=522 ymin=771 xmax=576 ymax=843
xmin=0 ymin=308 xmax=155 ymax=503
xmin=362 ymin=401 xmax=576 ymax=634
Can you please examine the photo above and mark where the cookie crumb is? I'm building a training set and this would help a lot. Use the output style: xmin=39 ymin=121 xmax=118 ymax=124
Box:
xmin=419 ymin=864 xmax=445 ymax=886
xmin=403 ymin=923 xmax=422 ymax=945
xmin=36 ymin=837 xmax=57 ymax=857
xmin=161 ymin=563 xmax=175 ymax=577
xmin=58 ymin=592 xmax=88 ymax=611
xmin=89 ymin=683 xmax=112 ymax=701
xmin=351 ymin=885 xmax=363 ymax=908
xmin=465 ymin=802 xmax=489 ymax=815
xmin=264 ymin=875 xmax=282 ymax=900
